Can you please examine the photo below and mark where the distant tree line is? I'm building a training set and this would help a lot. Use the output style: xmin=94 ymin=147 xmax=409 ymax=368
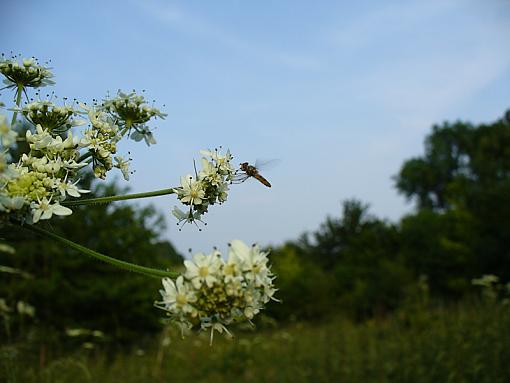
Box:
xmin=267 ymin=110 xmax=510 ymax=321
xmin=1 ymin=110 xmax=509 ymax=343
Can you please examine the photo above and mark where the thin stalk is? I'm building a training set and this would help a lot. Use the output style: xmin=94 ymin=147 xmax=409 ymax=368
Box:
xmin=119 ymin=126 xmax=130 ymax=137
xmin=10 ymin=83 xmax=23 ymax=126
xmin=77 ymin=151 xmax=93 ymax=163
xmin=62 ymin=188 xmax=175 ymax=207
xmin=22 ymin=224 xmax=178 ymax=279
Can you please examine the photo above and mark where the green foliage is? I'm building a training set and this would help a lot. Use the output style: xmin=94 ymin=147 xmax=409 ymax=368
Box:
xmin=268 ymin=244 xmax=336 ymax=321
xmin=399 ymin=209 xmax=476 ymax=297
xmin=3 ymin=107 xmax=510 ymax=381
xmin=6 ymin=300 xmax=510 ymax=383
xmin=268 ymin=199 xmax=410 ymax=320
xmin=396 ymin=111 xmax=510 ymax=282
xmin=0 ymin=178 xmax=182 ymax=345
xmin=266 ymin=110 xmax=510 ymax=322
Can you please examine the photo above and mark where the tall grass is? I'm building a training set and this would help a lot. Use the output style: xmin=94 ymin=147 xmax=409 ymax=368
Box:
xmin=3 ymin=300 xmax=509 ymax=383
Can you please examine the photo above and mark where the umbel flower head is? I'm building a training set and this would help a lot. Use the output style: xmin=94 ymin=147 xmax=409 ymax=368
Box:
xmin=0 ymin=54 xmax=54 ymax=89
xmin=101 ymin=90 xmax=166 ymax=146
xmin=0 ymin=117 xmax=90 ymax=223
xmin=173 ymin=148 xmax=235 ymax=228
xmin=0 ymin=55 xmax=166 ymax=224
xmin=156 ymin=240 xmax=277 ymax=344
xmin=20 ymin=99 xmax=86 ymax=134
xmin=80 ymin=104 xmax=121 ymax=179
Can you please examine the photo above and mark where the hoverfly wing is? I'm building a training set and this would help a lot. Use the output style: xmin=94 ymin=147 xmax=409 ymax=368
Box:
xmin=253 ymin=159 xmax=281 ymax=171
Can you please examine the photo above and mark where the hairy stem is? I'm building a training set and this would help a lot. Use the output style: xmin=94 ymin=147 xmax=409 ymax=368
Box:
xmin=62 ymin=188 xmax=176 ymax=206
xmin=22 ymin=224 xmax=178 ymax=279
xmin=10 ymin=83 xmax=23 ymax=126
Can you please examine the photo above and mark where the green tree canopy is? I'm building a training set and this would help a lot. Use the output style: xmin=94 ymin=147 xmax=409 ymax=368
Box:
xmin=395 ymin=111 xmax=510 ymax=280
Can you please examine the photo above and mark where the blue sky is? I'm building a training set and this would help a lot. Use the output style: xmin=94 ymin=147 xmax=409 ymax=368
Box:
xmin=2 ymin=0 xmax=510 ymax=255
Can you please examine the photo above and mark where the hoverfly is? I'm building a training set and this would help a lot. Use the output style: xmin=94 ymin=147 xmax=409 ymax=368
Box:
xmin=234 ymin=161 xmax=273 ymax=188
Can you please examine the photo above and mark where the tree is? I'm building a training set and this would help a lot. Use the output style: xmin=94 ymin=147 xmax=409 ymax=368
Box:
xmin=272 ymin=200 xmax=410 ymax=320
xmin=395 ymin=111 xmax=510 ymax=281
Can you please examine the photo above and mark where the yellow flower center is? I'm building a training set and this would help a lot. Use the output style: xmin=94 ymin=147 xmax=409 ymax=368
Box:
xmin=224 ymin=264 xmax=235 ymax=275
xmin=176 ymin=293 xmax=187 ymax=305
xmin=199 ymin=266 xmax=209 ymax=278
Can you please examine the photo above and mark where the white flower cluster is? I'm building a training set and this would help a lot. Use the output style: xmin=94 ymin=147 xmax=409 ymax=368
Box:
xmin=0 ymin=90 xmax=161 ymax=225
xmin=81 ymin=106 xmax=123 ymax=179
xmin=0 ymin=54 xmax=54 ymax=89
xmin=0 ymin=54 xmax=168 ymax=226
xmin=1 ymin=118 xmax=89 ymax=223
xmin=101 ymin=90 xmax=166 ymax=146
xmin=156 ymin=240 xmax=277 ymax=343
xmin=172 ymin=148 xmax=236 ymax=227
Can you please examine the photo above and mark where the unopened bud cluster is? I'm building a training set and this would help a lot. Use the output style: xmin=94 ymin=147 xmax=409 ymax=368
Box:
xmin=19 ymin=99 xmax=86 ymax=134
xmin=156 ymin=240 xmax=276 ymax=342
xmin=0 ymin=54 xmax=54 ymax=89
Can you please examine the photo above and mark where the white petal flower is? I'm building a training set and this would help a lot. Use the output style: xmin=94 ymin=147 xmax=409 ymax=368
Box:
xmin=200 ymin=148 xmax=234 ymax=175
xmin=178 ymin=175 xmax=205 ymax=206
xmin=30 ymin=198 xmax=72 ymax=223
xmin=114 ymin=156 xmax=130 ymax=181
xmin=184 ymin=252 xmax=222 ymax=289
xmin=171 ymin=206 xmax=203 ymax=225
xmin=160 ymin=276 xmax=197 ymax=315
xmin=229 ymin=240 xmax=270 ymax=286
xmin=130 ymin=128 xmax=156 ymax=146
xmin=26 ymin=125 xmax=53 ymax=149
xmin=0 ymin=154 xmax=20 ymax=183
xmin=217 ymin=182 xmax=229 ymax=202
xmin=0 ymin=115 xmax=17 ymax=147
xmin=57 ymin=179 xmax=90 ymax=198
xmin=62 ymin=131 xmax=81 ymax=149
xmin=0 ymin=195 xmax=26 ymax=212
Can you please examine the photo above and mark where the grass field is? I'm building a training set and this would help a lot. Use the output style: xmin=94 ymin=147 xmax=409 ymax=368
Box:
xmin=2 ymin=300 xmax=509 ymax=383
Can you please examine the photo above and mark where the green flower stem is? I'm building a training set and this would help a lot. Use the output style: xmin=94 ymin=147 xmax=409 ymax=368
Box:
xmin=62 ymin=188 xmax=176 ymax=207
xmin=10 ymin=83 xmax=23 ymax=126
xmin=22 ymin=224 xmax=179 ymax=279
xmin=77 ymin=151 xmax=93 ymax=163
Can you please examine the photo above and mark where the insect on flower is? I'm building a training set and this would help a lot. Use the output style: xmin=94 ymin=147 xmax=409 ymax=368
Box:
xmin=234 ymin=161 xmax=276 ymax=188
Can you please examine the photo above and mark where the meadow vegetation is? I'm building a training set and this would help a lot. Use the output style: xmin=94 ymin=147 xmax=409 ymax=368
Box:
xmin=2 ymin=106 xmax=510 ymax=381
xmin=3 ymin=299 xmax=510 ymax=382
